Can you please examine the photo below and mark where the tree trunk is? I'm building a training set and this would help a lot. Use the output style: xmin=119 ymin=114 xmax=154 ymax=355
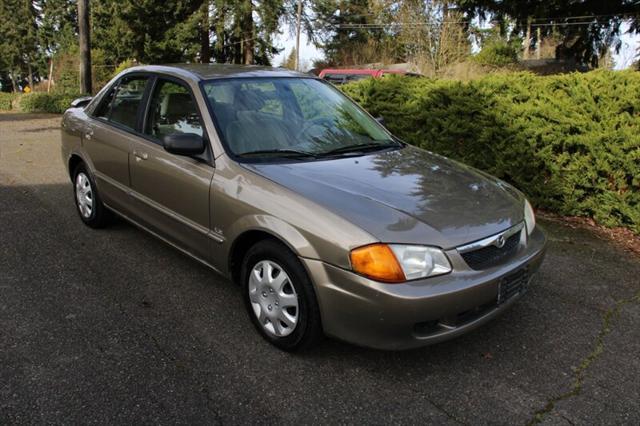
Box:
xmin=78 ymin=0 xmax=92 ymax=94
xmin=523 ymin=20 xmax=531 ymax=60
xmin=47 ymin=60 xmax=54 ymax=93
xmin=27 ymin=62 xmax=33 ymax=90
xmin=240 ymin=0 xmax=254 ymax=65
xmin=295 ymin=0 xmax=302 ymax=70
xmin=213 ymin=2 xmax=226 ymax=63
xmin=10 ymin=73 xmax=17 ymax=93
xmin=200 ymin=1 xmax=211 ymax=63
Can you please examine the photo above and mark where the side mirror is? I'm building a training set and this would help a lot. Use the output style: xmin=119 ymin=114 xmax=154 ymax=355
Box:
xmin=70 ymin=96 xmax=92 ymax=109
xmin=375 ymin=116 xmax=386 ymax=126
xmin=162 ymin=133 xmax=205 ymax=156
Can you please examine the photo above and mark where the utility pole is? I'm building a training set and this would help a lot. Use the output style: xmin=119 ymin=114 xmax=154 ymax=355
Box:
xmin=295 ymin=0 xmax=302 ymax=71
xmin=78 ymin=0 xmax=92 ymax=94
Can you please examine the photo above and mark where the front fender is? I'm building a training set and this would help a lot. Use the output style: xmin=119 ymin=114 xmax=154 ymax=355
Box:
xmin=224 ymin=214 xmax=322 ymax=262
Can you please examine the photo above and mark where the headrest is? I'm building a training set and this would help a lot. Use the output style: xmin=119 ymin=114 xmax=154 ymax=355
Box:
xmin=233 ymin=89 xmax=265 ymax=111
xmin=165 ymin=93 xmax=194 ymax=118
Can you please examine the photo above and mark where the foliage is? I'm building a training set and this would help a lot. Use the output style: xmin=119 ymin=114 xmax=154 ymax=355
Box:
xmin=0 ymin=0 xmax=77 ymax=87
xmin=311 ymin=1 xmax=471 ymax=74
xmin=113 ymin=59 xmax=139 ymax=78
xmin=473 ymin=38 xmax=520 ymax=67
xmin=91 ymin=0 xmax=287 ymax=66
xmin=50 ymin=48 xmax=115 ymax=94
xmin=280 ymin=47 xmax=297 ymax=69
xmin=455 ymin=0 xmax=639 ymax=67
xmin=0 ymin=0 xmax=40 ymax=79
xmin=342 ymin=70 xmax=640 ymax=233
xmin=17 ymin=92 xmax=82 ymax=113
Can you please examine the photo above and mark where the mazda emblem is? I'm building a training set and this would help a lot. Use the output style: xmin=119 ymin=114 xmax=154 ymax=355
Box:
xmin=495 ymin=235 xmax=506 ymax=248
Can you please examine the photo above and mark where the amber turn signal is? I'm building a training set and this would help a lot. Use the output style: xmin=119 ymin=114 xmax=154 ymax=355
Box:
xmin=350 ymin=244 xmax=406 ymax=283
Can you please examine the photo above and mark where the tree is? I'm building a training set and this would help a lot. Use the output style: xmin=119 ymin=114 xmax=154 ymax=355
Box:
xmin=90 ymin=0 xmax=286 ymax=66
xmin=0 ymin=0 xmax=40 ymax=90
xmin=454 ymin=0 xmax=640 ymax=67
xmin=393 ymin=1 xmax=471 ymax=74
xmin=310 ymin=0 xmax=471 ymax=72
xmin=39 ymin=0 xmax=77 ymax=55
xmin=280 ymin=47 xmax=297 ymax=69
xmin=312 ymin=0 xmax=386 ymax=65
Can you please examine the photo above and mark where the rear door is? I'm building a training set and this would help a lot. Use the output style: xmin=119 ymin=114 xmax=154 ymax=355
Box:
xmin=85 ymin=75 xmax=150 ymax=212
xmin=128 ymin=77 xmax=215 ymax=262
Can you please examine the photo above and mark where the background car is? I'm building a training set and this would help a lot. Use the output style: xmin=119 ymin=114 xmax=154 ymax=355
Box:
xmin=318 ymin=68 xmax=423 ymax=85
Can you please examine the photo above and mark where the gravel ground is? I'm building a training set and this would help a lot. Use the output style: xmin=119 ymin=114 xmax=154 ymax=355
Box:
xmin=1 ymin=113 xmax=639 ymax=425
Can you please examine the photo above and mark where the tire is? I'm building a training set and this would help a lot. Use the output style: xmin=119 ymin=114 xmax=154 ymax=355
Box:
xmin=241 ymin=239 xmax=323 ymax=351
xmin=73 ymin=163 xmax=112 ymax=228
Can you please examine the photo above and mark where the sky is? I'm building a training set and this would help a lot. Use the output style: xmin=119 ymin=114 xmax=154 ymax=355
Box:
xmin=273 ymin=31 xmax=322 ymax=70
xmin=274 ymin=21 xmax=639 ymax=71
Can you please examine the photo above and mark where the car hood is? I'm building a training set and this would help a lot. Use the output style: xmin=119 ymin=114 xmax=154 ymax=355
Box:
xmin=244 ymin=146 xmax=524 ymax=249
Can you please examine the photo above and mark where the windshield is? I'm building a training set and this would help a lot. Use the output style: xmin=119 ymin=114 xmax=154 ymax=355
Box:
xmin=202 ymin=77 xmax=398 ymax=160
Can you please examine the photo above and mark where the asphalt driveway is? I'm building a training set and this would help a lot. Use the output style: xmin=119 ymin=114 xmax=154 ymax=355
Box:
xmin=1 ymin=113 xmax=639 ymax=424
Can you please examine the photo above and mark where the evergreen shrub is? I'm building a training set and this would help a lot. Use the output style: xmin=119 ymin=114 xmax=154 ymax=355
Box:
xmin=342 ymin=71 xmax=640 ymax=232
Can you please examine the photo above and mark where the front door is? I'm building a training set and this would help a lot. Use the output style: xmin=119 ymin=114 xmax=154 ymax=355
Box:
xmin=85 ymin=75 xmax=149 ymax=212
xmin=128 ymin=78 xmax=214 ymax=263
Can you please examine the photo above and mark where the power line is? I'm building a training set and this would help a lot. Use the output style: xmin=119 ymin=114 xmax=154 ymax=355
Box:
xmin=332 ymin=13 xmax=639 ymax=29
xmin=336 ymin=16 xmax=639 ymax=30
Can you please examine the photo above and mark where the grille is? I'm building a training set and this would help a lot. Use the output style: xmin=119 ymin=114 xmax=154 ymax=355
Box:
xmin=461 ymin=231 xmax=521 ymax=270
xmin=498 ymin=268 xmax=528 ymax=304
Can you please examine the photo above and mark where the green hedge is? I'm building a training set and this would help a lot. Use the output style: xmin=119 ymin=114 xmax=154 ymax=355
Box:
xmin=0 ymin=92 xmax=82 ymax=113
xmin=18 ymin=92 xmax=82 ymax=113
xmin=0 ymin=92 xmax=19 ymax=111
xmin=342 ymin=71 xmax=640 ymax=233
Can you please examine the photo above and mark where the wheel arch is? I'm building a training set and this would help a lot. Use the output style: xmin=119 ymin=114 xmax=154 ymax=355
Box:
xmin=68 ymin=154 xmax=84 ymax=181
xmin=228 ymin=228 xmax=307 ymax=286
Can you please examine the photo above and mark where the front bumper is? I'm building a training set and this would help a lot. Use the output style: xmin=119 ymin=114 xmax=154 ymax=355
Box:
xmin=303 ymin=226 xmax=547 ymax=350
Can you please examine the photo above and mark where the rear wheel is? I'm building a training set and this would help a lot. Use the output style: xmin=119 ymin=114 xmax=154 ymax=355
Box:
xmin=73 ymin=163 xmax=112 ymax=228
xmin=241 ymin=239 xmax=323 ymax=351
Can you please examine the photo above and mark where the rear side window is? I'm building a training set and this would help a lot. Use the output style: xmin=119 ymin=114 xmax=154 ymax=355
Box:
xmin=95 ymin=76 xmax=148 ymax=130
xmin=145 ymin=80 xmax=203 ymax=141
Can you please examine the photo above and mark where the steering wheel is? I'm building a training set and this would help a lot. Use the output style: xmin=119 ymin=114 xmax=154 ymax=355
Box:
xmin=298 ymin=117 xmax=334 ymax=139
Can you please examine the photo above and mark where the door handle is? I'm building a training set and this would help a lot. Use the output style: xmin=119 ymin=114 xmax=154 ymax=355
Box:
xmin=133 ymin=150 xmax=148 ymax=161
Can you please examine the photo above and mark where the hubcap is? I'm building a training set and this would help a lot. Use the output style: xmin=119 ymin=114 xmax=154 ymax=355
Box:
xmin=75 ymin=172 xmax=93 ymax=218
xmin=248 ymin=260 xmax=299 ymax=337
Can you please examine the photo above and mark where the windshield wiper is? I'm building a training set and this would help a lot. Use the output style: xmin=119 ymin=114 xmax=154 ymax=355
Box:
xmin=319 ymin=141 xmax=400 ymax=157
xmin=236 ymin=148 xmax=317 ymax=158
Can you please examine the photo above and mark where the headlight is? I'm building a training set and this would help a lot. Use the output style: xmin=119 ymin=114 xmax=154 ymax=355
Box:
xmin=350 ymin=243 xmax=451 ymax=283
xmin=524 ymin=198 xmax=536 ymax=236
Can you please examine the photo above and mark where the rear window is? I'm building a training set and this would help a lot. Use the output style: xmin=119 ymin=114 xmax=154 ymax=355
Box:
xmin=323 ymin=73 xmax=372 ymax=85
xmin=323 ymin=74 xmax=346 ymax=84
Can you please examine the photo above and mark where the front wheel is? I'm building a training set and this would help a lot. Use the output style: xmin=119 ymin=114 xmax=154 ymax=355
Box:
xmin=241 ymin=240 xmax=323 ymax=351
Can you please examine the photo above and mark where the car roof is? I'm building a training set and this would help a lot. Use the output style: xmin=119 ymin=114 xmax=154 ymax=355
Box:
xmin=122 ymin=64 xmax=311 ymax=81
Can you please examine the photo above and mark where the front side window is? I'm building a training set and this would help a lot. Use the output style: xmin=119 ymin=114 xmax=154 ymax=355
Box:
xmin=202 ymin=77 xmax=397 ymax=160
xmin=145 ymin=80 xmax=203 ymax=141
xmin=108 ymin=76 xmax=148 ymax=130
